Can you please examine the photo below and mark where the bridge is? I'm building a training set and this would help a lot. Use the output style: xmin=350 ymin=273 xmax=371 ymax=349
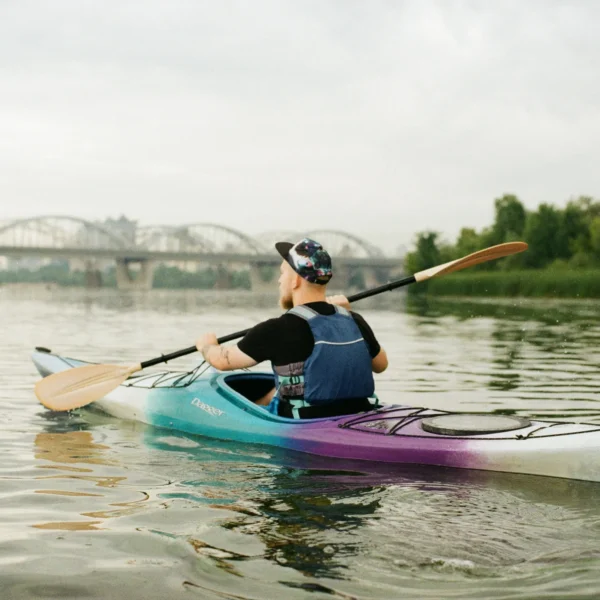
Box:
xmin=0 ymin=216 xmax=402 ymax=290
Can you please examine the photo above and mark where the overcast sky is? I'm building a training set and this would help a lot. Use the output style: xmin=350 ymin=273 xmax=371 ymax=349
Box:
xmin=1 ymin=0 xmax=599 ymax=253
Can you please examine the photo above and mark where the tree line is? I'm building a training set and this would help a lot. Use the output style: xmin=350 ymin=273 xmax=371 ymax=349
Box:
xmin=405 ymin=194 xmax=600 ymax=274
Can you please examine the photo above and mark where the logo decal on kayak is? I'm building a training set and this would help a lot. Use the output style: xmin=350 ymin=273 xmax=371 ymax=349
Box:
xmin=191 ymin=398 xmax=224 ymax=417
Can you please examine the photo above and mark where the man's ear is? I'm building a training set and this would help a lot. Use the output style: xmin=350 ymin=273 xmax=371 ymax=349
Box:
xmin=292 ymin=273 xmax=302 ymax=290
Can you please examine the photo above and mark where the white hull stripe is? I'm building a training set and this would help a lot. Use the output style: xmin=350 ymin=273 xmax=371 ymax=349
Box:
xmin=314 ymin=338 xmax=364 ymax=346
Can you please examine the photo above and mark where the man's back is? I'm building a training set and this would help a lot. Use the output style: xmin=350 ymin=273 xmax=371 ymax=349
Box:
xmin=238 ymin=301 xmax=381 ymax=367
xmin=239 ymin=301 xmax=381 ymax=418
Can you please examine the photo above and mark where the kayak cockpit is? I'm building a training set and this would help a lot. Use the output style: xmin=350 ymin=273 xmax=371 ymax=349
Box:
xmin=219 ymin=372 xmax=380 ymax=422
xmin=222 ymin=372 xmax=275 ymax=403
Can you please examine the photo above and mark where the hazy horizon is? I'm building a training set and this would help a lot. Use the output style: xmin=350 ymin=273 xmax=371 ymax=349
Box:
xmin=2 ymin=0 xmax=599 ymax=253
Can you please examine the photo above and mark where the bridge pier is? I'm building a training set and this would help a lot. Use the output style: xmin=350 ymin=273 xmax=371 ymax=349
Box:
xmin=214 ymin=264 xmax=232 ymax=289
xmin=115 ymin=258 xmax=154 ymax=290
xmin=330 ymin=266 xmax=395 ymax=293
xmin=361 ymin=267 xmax=384 ymax=289
xmin=84 ymin=260 xmax=103 ymax=288
xmin=249 ymin=263 xmax=276 ymax=292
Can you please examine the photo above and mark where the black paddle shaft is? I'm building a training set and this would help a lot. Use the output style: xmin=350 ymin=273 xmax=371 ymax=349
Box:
xmin=139 ymin=274 xmax=416 ymax=369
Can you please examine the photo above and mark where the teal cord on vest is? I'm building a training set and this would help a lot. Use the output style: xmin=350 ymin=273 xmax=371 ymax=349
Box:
xmin=289 ymin=398 xmax=310 ymax=419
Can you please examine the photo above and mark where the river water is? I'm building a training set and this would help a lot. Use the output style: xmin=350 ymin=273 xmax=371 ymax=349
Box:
xmin=1 ymin=286 xmax=599 ymax=599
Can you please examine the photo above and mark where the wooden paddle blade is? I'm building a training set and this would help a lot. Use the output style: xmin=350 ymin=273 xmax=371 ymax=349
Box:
xmin=35 ymin=363 xmax=141 ymax=411
xmin=414 ymin=242 xmax=528 ymax=282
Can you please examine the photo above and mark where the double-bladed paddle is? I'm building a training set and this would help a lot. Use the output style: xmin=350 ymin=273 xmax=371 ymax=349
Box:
xmin=35 ymin=241 xmax=527 ymax=411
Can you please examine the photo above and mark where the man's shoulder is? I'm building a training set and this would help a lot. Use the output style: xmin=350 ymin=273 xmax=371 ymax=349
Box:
xmin=248 ymin=315 xmax=286 ymax=332
xmin=246 ymin=303 xmax=339 ymax=333
xmin=246 ymin=312 xmax=304 ymax=333
xmin=292 ymin=302 xmax=335 ymax=317
xmin=348 ymin=310 xmax=376 ymax=336
xmin=349 ymin=309 xmax=367 ymax=322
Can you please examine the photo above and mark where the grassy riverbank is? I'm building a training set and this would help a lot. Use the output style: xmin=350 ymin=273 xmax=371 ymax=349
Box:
xmin=420 ymin=270 xmax=600 ymax=298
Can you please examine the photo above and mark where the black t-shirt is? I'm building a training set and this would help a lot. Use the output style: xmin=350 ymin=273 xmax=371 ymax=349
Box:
xmin=238 ymin=302 xmax=381 ymax=367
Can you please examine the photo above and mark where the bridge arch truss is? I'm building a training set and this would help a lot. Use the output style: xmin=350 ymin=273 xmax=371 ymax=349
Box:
xmin=137 ymin=223 xmax=264 ymax=254
xmin=0 ymin=216 xmax=129 ymax=249
xmin=256 ymin=230 xmax=384 ymax=258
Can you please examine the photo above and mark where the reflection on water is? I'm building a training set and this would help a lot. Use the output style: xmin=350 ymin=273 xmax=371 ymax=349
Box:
xmin=1 ymin=288 xmax=600 ymax=599
xmin=32 ymin=431 xmax=153 ymax=531
xmin=402 ymin=295 xmax=600 ymax=421
xmin=35 ymin=430 xmax=113 ymax=467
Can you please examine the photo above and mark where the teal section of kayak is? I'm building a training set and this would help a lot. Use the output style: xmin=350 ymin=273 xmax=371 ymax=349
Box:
xmin=144 ymin=373 xmax=299 ymax=448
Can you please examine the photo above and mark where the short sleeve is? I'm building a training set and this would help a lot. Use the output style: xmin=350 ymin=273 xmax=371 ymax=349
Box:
xmin=351 ymin=312 xmax=381 ymax=358
xmin=237 ymin=318 xmax=282 ymax=363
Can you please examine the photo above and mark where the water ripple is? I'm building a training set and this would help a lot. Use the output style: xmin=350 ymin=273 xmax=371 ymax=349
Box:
xmin=1 ymin=289 xmax=600 ymax=599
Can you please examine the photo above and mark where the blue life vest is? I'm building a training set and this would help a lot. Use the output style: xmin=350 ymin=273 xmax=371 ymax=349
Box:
xmin=272 ymin=305 xmax=375 ymax=416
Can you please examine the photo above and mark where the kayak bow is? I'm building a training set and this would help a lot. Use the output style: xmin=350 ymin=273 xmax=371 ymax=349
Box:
xmin=32 ymin=348 xmax=600 ymax=483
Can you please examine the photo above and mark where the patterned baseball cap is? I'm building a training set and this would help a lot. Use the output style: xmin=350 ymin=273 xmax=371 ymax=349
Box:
xmin=275 ymin=238 xmax=333 ymax=285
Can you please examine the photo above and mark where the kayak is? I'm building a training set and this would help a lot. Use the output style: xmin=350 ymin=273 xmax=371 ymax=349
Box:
xmin=31 ymin=348 xmax=600 ymax=483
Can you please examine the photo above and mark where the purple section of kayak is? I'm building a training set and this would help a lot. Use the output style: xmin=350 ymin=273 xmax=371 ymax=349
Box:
xmin=277 ymin=407 xmax=481 ymax=471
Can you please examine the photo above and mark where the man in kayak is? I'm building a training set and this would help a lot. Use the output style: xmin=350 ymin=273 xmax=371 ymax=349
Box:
xmin=196 ymin=238 xmax=388 ymax=419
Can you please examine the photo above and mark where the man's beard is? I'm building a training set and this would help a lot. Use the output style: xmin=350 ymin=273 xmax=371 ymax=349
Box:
xmin=279 ymin=293 xmax=293 ymax=310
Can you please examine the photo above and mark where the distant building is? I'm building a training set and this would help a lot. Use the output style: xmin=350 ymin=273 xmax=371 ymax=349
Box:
xmin=101 ymin=215 xmax=137 ymax=246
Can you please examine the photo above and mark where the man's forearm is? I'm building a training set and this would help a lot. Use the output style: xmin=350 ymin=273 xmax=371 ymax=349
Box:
xmin=201 ymin=343 xmax=217 ymax=365
xmin=201 ymin=344 xmax=233 ymax=369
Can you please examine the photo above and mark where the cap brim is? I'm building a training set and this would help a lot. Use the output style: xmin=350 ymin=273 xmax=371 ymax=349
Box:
xmin=275 ymin=242 xmax=294 ymax=260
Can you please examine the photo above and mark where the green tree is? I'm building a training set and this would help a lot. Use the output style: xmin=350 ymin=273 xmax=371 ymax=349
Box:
xmin=558 ymin=200 xmax=588 ymax=259
xmin=589 ymin=216 xmax=600 ymax=263
xmin=573 ymin=196 xmax=600 ymax=221
xmin=491 ymin=194 xmax=527 ymax=244
xmin=455 ymin=228 xmax=481 ymax=257
xmin=404 ymin=232 xmax=442 ymax=274
xmin=522 ymin=204 xmax=562 ymax=268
